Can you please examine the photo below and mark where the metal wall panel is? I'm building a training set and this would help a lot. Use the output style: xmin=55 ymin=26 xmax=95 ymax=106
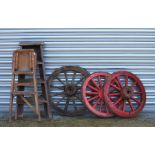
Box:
xmin=0 ymin=28 xmax=155 ymax=116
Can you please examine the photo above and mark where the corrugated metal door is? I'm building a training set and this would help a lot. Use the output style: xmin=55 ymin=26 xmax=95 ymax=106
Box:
xmin=0 ymin=28 xmax=155 ymax=116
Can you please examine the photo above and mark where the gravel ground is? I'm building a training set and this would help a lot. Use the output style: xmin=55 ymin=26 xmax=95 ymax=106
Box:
xmin=0 ymin=111 xmax=155 ymax=127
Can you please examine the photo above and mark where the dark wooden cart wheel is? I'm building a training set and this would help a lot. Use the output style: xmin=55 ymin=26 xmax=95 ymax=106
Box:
xmin=82 ymin=72 xmax=114 ymax=117
xmin=47 ymin=66 xmax=90 ymax=116
xmin=104 ymin=71 xmax=146 ymax=118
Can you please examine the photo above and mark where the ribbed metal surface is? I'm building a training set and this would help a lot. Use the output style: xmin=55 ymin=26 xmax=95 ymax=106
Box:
xmin=0 ymin=28 xmax=155 ymax=116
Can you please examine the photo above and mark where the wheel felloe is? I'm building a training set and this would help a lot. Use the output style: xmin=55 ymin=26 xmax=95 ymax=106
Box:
xmin=104 ymin=71 xmax=146 ymax=118
xmin=82 ymin=72 xmax=114 ymax=117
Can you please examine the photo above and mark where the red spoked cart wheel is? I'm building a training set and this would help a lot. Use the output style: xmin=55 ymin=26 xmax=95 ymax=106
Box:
xmin=82 ymin=72 xmax=114 ymax=117
xmin=104 ymin=71 xmax=146 ymax=117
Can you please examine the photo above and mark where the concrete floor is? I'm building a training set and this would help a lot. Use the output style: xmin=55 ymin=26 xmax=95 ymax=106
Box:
xmin=0 ymin=111 xmax=155 ymax=127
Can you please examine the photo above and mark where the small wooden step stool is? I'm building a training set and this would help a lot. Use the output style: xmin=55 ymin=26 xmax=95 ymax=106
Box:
xmin=18 ymin=41 xmax=52 ymax=119
xmin=9 ymin=49 xmax=41 ymax=121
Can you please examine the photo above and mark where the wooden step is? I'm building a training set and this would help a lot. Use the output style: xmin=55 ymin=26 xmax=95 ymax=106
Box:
xmin=20 ymin=41 xmax=43 ymax=46
xmin=15 ymin=79 xmax=46 ymax=85
xmin=14 ymin=71 xmax=33 ymax=75
xmin=14 ymin=91 xmax=35 ymax=95
xmin=15 ymin=82 xmax=33 ymax=87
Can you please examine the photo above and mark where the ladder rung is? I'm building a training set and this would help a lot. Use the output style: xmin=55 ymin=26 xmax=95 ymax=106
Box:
xmin=15 ymin=82 xmax=33 ymax=86
xmin=15 ymin=79 xmax=46 ymax=85
xmin=14 ymin=91 xmax=35 ymax=95
xmin=20 ymin=41 xmax=43 ymax=46
xmin=14 ymin=71 xmax=33 ymax=75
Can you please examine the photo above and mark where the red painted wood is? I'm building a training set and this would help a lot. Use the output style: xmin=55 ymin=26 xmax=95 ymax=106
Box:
xmin=82 ymin=72 xmax=114 ymax=117
xmin=104 ymin=71 xmax=146 ymax=118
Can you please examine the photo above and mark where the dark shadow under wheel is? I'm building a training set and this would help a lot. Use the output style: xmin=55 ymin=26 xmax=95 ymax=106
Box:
xmin=47 ymin=66 xmax=90 ymax=116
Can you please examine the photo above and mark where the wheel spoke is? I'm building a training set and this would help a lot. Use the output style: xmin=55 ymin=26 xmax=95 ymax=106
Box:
xmin=134 ymin=91 xmax=142 ymax=95
xmin=54 ymin=95 xmax=65 ymax=105
xmin=72 ymin=100 xmax=77 ymax=111
xmin=87 ymin=84 xmax=98 ymax=92
xmin=127 ymin=99 xmax=135 ymax=112
xmin=110 ymin=83 xmax=121 ymax=91
xmin=50 ymin=85 xmax=64 ymax=90
xmin=86 ymin=91 xmax=98 ymax=95
xmin=109 ymin=93 xmax=120 ymax=97
xmin=113 ymin=96 xmax=122 ymax=106
xmin=109 ymin=87 xmax=116 ymax=94
xmin=64 ymin=71 xmax=68 ymax=84
xmin=125 ymin=75 xmax=128 ymax=86
xmin=56 ymin=77 xmax=65 ymax=85
xmin=98 ymin=75 xmax=102 ymax=88
xmin=131 ymin=81 xmax=137 ymax=88
xmin=76 ymin=76 xmax=84 ymax=85
xmin=118 ymin=101 xmax=123 ymax=110
xmin=64 ymin=97 xmax=70 ymax=112
xmin=91 ymin=79 xmax=99 ymax=89
xmin=76 ymin=95 xmax=83 ymax=103
xmin=115 ymin=77 xmax=123 ymax=88
xmin=105 ymin=103 xmax=110 ymax=113
xmin=99 ymin=101 xmax=103 ymax=112
xmin=131 ymin=97 xmax=141 ymax=105
xmin=52 ymin=92 xmax=64 ymax=97
xmin=88 ymin=95 xmax=99 ymax=102
xmin=123 ymin=100 xmax=126 ymax=112
xmin=92 ymin=98 xmax=100 ymax=108
xmin=71 ymin=71 xmax=76 ymax=84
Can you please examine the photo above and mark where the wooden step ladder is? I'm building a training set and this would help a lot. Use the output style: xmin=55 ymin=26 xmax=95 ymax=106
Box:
xmin=9 ymin=49 xmax=41 ymax=121
xmin=18 ymin=41 xmax=52 ymax=119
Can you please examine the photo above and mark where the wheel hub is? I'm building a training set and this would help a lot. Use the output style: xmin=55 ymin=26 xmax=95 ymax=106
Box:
xmin=65 ymin=84 xmax=77 ymax=96
xmin=121 ymin=86 xmax=133 ymax=99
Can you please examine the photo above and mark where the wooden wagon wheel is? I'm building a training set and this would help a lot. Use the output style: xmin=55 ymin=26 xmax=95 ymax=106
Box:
xmin=47 ymin=66 xmax=90 ymax=116
xmin=104 ymin=71 xmax=146 ymax=117
xmin=82 ymin=72 xmax=114 ymax=117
